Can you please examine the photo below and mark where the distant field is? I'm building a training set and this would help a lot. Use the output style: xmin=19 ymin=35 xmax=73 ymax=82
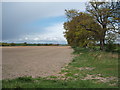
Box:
xmin=2 ymin=46 xmax=73 ymax=79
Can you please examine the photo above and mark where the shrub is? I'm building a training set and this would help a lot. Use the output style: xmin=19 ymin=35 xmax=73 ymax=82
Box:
xmin=105 ymin=43 xmax=116 ymax=52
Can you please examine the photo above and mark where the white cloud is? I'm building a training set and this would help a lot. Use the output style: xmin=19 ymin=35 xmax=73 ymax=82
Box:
xmin=17 ymin=22 xmax=67 ymax=44
xmin=25 ymin=37 xmax=28 ymax=40
xmin=34 ymin=37 xmax=39 ymax=41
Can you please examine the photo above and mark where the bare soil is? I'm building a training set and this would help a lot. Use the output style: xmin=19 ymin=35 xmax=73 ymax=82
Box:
xmin=2 ymin=46 xmax=73 ymax=79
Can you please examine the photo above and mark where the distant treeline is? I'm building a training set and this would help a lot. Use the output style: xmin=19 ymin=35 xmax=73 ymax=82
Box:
xmin=0 ymin=42 xmax=68 ymax=46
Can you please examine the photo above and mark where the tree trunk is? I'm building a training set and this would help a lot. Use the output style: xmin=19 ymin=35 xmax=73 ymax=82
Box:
xmin=100 ymin=38 xmax=105 ymax=50
xmin=100 ymin=25 xmax=106 ymax=50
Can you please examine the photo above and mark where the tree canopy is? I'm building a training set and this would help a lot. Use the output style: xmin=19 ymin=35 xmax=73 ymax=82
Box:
xmin=63 ymin=0 xmax=120 ymax=50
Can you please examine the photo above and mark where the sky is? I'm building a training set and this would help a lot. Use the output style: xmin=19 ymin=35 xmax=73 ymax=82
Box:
xmin=1 ymin=2 xmax=86 ymax=44
xmin=1 ymin=0 xmax=89 ymax=2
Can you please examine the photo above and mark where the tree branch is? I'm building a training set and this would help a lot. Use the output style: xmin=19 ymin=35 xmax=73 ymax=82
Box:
xmin=80 ymin=24 xmax=99 ymax=34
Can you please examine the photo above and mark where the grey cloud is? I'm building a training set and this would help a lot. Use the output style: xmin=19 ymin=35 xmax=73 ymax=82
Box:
xmin=0 ymin=2 xmax=2 ymax=41
xmin=2 ymin=2 xmax=85 ymax=43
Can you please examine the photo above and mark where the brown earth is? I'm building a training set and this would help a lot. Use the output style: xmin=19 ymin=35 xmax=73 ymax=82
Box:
xmin=2 ymin=46 xmax=73 ymax=79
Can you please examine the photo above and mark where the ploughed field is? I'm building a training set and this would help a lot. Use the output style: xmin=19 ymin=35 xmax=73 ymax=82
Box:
xmin=2 ymin=46 xmax=73 ymax=79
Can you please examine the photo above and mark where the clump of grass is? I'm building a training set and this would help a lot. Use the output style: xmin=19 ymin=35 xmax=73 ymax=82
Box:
xmin=16 ymin=76 xmax=33 ymax=82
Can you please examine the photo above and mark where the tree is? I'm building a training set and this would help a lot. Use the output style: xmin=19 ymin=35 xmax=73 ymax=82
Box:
xmin=64 ymin=0 xmax=119 ymax=50
xmin=23 ymin=42 xmax=27 ymax=46
xmin=10 ymin=42 xmax=16 ymax=46
xmin=85 ymin=0 xmax=120 ymax=50
xmin=64 ymin=11 xmax=101 ymax=48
